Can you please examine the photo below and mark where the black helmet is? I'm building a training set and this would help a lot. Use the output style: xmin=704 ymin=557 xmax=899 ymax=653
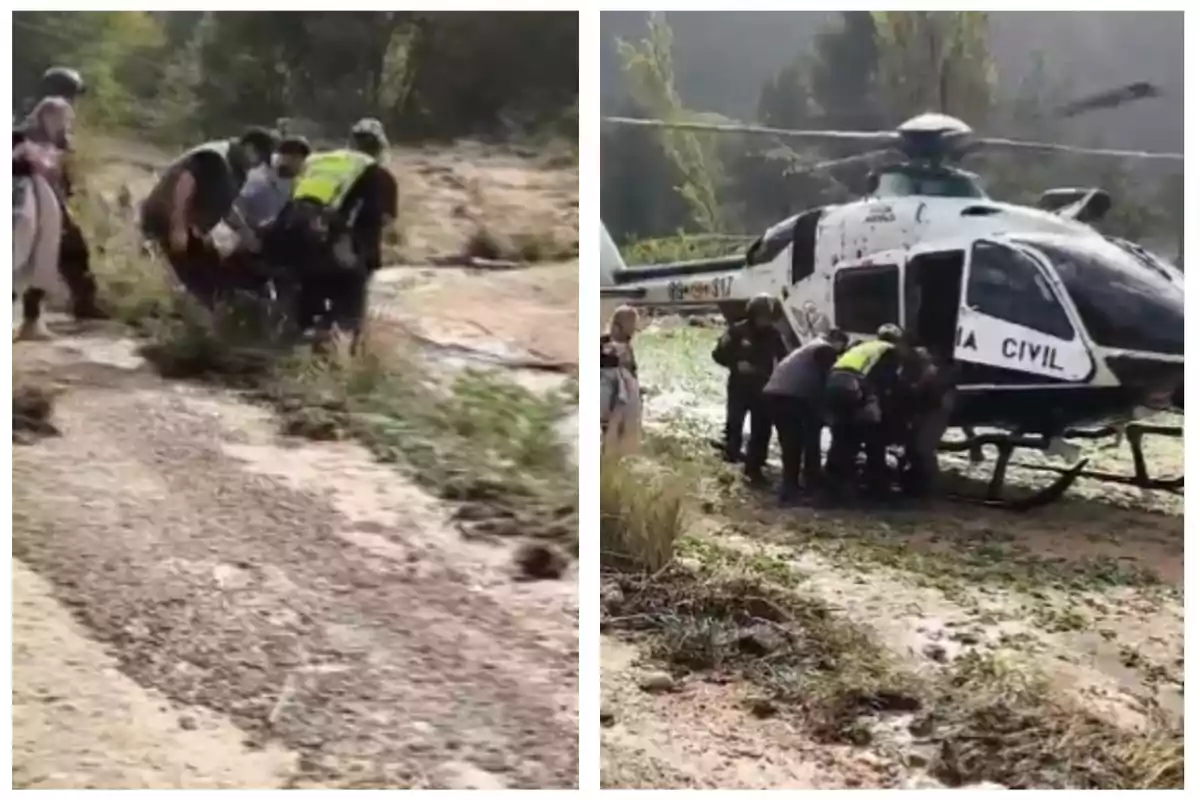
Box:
xmin=41 ymin=67 xmax=85 ymax=100
xmin=746 ymin=293 xmax=775 ymax=318
xmin=238 ymin=126 xmax=279 ymax=163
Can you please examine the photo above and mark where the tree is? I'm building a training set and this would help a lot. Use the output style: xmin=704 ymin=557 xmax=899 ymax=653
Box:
xmin=732 ymin=12 xmax=886 ymax=230
xmin=13 ymin=10 xmax=579 ymax=145
xmin=616 ymin=12 xmax=725 ymax=232
xmin=872 ymin=11 xmax=996 ymax=124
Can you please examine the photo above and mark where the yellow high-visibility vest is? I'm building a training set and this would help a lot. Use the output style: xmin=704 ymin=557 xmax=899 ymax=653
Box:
xmin=291 ymin=149 xmax=374 ymax=209
xmin=834 ymin=339 xmax=894 ymax=375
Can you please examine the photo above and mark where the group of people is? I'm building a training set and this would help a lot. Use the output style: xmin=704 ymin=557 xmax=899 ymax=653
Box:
xmin=714 ymin=294 xmax=953 ymax=506
xmin=14 ymin=65 xmax=399 ymax=349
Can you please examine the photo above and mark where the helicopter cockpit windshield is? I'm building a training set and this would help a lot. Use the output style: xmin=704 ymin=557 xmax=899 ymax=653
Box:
xmin=873 ymin=166 xmax=987 ymax=200
xmin=1016 ymin=235 xmax=1184 ymax=356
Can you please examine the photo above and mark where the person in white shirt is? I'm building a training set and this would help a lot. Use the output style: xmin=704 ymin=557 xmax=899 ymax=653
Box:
xmin=223 ymin=135 xmax=312 ymax=254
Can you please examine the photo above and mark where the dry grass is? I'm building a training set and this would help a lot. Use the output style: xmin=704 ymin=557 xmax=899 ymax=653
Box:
xmin=925 ymin=651 xmax=1183 ymax=789
xmin=603 ymin=561 xmax=919 ymax=734
xmin=600 ymin=455 xmax=688 ymax=572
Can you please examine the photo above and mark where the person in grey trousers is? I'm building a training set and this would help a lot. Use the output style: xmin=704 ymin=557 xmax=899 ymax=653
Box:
xmin=763 ymin=328 xmax=850 ymax=504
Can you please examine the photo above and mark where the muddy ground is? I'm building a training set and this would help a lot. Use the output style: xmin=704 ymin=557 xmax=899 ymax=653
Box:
xmin=12 ymin=140 xmax=579 ymax=789
xmin=601 ymin=320 xmax=1184 ymax=790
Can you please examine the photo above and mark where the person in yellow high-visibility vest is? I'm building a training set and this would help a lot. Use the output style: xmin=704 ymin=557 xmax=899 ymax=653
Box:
xmin=264 ymin=118 xmax=398 ymax=347
xmin=823 ymin=324 xmax=912 ymax=500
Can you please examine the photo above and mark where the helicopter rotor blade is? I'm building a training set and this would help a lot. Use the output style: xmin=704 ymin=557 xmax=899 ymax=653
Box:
xmin=782 ymin=148 xmax=895 ymax=177
xmin=1053 ymin=81 xmax=1164 ymax=119
xmin=603 ymin=115 xmax=899 ymax=145
xmin=973 ymin=136 xmax=1182 ymax=161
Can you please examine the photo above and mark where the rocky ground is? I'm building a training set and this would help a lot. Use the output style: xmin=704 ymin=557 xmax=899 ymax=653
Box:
xmin=11 ymin=139 xmax=580 ymax=789
xmin=600 ymin=320 xmax=1183 ymax=790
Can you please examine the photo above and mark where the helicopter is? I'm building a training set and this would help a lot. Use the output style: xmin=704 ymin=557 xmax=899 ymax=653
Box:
xmin=600 ymin=95 xmax=1184 ymax=510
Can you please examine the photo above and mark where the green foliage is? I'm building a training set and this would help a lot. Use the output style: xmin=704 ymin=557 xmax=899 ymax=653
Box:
xmin=620 ymin=233 xmax=750 ymax=265
xmin=13 ymin=10 xmax=578 ymax=144
xmin=871 ymin=11 xmax=996 ymax=123
xmin=616 ymin=13 xmax=725 ymax=233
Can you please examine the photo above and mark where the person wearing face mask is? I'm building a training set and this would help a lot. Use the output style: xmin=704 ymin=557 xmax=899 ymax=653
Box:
xmin=140 ymin=127 xmax=277 ymax=307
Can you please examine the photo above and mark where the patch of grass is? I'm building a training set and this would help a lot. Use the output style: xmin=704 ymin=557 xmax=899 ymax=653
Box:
xmin=676 ymin=534 xmax=804 ymax=588
xmin=925 ymin=650 xmax=1182 ymax=789
xmin=620 ymin=233 xmax=750 ymax=265
xmin=603 ymin=562 xmax=921 ymax=742
xmin=601 ymin=455 xmax=687 ymax=572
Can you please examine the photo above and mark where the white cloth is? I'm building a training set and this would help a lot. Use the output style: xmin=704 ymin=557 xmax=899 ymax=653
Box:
xmin=13 ymin=172 xmax=64 ymax=297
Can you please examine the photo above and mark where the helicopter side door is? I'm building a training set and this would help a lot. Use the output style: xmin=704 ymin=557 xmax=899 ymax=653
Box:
xmin=955 ymin=239 xmax=1094 ymax=385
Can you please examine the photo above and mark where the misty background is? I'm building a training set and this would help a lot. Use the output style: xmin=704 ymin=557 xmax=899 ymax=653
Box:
xmin=599 ymin=11 xmax=1183 ymax=261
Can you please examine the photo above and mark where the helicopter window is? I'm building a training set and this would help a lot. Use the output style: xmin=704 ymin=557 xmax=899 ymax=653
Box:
xmin=966 ymin=241 xmax=1074 ymax=340
xmin=746 ymin=222 xmax=793 ymax=267
xmin=834 ymin=264 xmax=900 ymax=334
xmin=875 ymin=170 xmax=985 ymax=199
xmin=1026 ymin=240 xmax=1184 ymax=356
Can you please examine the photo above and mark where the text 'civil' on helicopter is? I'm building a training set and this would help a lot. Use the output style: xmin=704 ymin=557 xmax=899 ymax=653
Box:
xmin=601 ymin=83 xmax=1184 ymax=510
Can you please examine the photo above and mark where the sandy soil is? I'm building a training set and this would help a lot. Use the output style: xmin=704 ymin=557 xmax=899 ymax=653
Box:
xmin=12 ymin=560 xmax=297 ymax=789
xmin=12 ymin=331 xmax=577 ymax=789
xmin=372 ymin=262 xmax=580 ymax=369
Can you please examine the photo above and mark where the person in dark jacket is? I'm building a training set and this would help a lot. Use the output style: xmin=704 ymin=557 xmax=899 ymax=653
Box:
xmin=897 ymin=347 xmax=956 ymax=498
xmin=824 ymin=324 xmax=912 ymax=498
xmin=763 ymin=328 xmax=849 ymax=504
xmin=140 ymin=127 xmax=277 ymax=307
xmin=712 ymin=293 xmax=789 ymax=483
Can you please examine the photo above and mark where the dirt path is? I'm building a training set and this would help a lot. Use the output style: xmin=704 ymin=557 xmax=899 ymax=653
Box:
xmin=12 ymin=559 xmax=297 ymax=789
xmin=12 ymin=331 xmax=578 ymax=789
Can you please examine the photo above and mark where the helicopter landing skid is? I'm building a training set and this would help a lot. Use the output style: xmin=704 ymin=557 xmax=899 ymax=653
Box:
xmin=1026 ymin=423 xmax=1184 ymax=493
xmin=939 ymin=432 xmax=1088 ymax=510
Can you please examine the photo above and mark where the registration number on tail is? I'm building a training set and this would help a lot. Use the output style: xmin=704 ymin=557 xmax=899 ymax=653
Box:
xmin=667 ymin=276 xmax=735 ymax=302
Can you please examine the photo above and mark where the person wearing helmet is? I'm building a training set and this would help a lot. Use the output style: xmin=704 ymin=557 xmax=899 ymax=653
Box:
xmin=712 ymin=294 xmax=789 ymax=484
xmin=823 ymin=323 xmax=913 ymax=500
xmin=265 ymin=118 xmax=398 ymax=347
xmin=41 ymin=67 xmax=86 ymax=101
xmin=140 ymin=126 xmax=277 ymax=306
xmin=13 ymin=91 xmax=108 ymax=336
